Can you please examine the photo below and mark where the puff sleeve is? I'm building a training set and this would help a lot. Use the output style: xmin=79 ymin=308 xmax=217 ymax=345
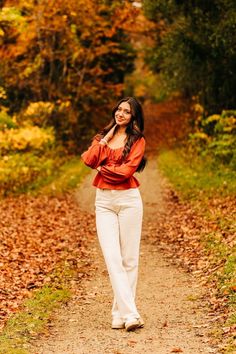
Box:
xmin=81 ymin=138 xmax=108 ymax=169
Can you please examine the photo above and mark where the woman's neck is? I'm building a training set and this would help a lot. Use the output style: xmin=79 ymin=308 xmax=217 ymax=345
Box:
xmin=116 ymin=126 xmax=127 ymax=135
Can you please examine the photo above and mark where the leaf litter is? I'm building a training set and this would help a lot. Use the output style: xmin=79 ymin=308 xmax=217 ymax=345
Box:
xmin=0 ymin=193 xmax=95 ymax=331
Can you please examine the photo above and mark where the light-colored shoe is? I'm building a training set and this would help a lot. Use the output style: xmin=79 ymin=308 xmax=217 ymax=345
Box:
xmin=125 ymin=317 xmax=144 ymax=332
xmin=138 ymin=317 xmax=145 ymax=328
xmin=111 ymin=318 xmax=125 ymax=329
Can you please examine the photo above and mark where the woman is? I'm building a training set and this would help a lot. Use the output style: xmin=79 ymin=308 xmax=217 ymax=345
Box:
xmin=81 ymin=97 xmax=146 ymax=331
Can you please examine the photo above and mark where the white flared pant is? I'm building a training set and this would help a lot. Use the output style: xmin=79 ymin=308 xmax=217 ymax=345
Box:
xmin=95 ymin=188 xmax=143 ymax=322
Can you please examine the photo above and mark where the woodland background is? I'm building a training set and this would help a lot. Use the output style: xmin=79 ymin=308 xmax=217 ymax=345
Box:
xmin=0 ymin=0 xmax=236 ymax=195
xmin=0 ymin=1 xmax=235 ymax=353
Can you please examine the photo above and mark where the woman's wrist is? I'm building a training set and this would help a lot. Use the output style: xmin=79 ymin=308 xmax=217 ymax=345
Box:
xmin=100 ymin=124 xmax=116 ymax=145
xmin=100 ymin=138 xmax=108 ymax=145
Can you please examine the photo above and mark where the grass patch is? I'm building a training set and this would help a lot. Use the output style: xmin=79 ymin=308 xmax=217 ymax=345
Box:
xmin=158 ymin=149 xmax=236 ymax=200
xmin=28 ymin=157 xmax=90 ymax=196
xmin=0 ymin=263 xmax=80 ymax=353
xmin=0 ymin=285 xmax=71 ymax=354
xmin=202 ymin=233 xmax=236 ymax=294
xmin=203 ymin=232 xmax=229 ymax=260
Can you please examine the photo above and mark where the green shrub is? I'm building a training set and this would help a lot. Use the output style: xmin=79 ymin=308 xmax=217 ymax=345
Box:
xmin=189 ymin=110 xmax=236 ymax=168
xmin=0 ymin=153 xmax=59 ymax=196
xmin=158 ymin=149 xmax=236 ymax=199
xmin=143 ymin=0 xmax=236 ymax=113
xmin=0 ymin=110 xmax=18 ymax=130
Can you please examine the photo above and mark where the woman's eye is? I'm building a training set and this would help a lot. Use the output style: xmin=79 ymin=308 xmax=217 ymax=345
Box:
xmin=117 ymin=108 xmax=131 ymax=115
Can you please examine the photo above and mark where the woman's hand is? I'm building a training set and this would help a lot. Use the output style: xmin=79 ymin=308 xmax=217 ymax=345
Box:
xmin=103 ymin=124 xmax=117 ymax=143
xmin=97 ymin=166 xmax=101 ymax=172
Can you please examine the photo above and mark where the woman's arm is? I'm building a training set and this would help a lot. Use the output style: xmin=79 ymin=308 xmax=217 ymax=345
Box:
xmin=81 ymin=125 xmax=117 ymax=169
xmin=99 ymin=137 xmax=145 ymax=184
xmin=81 ymin=138 xmax=108 ymax=169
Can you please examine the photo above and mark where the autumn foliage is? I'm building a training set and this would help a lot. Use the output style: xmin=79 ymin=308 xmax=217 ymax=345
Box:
xmin=0 ymin=193 xmax=95 ymax=331
xmin=0 ymin=0 xmax=141 ymax=195
xmin=0 ymin=0 xmax=138 ymax=146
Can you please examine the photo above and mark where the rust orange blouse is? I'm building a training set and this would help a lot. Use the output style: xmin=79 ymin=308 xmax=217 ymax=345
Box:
xmin=81 ymin=137 xmax=145 ymax=190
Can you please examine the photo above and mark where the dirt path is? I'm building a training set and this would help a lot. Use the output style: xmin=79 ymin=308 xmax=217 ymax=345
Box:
xmin=32 ymin=158 xmax=217 ymax=354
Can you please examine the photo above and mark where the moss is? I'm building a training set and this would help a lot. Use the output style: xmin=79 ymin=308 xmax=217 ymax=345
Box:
xmin=0 ymin=285 xmax=71 ymax=354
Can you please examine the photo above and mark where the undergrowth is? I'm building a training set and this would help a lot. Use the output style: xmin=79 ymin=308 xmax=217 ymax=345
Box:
xmin=31 ymin=157 xmax=90 ymax=196
xmin=158 ymin=149 xmax=236 ymax=200
xmin=158 ymin=149 xmax=236 ymax=353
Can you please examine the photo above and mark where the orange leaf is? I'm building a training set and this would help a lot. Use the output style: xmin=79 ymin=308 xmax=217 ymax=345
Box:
xmin=171 ymin=348 xmax=183 ymax=353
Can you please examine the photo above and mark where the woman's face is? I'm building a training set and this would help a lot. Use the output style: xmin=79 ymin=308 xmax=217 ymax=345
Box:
xmin=114 ymin=101 xmax=132 ymax=127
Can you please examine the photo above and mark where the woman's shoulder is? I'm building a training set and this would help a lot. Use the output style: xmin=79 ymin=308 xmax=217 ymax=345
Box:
xmin=128 ymin=136 xmax=145 ymax=155
xmin=133 ymin=135 xmax=146 ymax=146
xmin=90 ymin=134 xmax=102 ymax=145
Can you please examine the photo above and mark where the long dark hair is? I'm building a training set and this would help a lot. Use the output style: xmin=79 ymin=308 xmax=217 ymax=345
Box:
xmin=97 ymin=97 xmax=147 ymax=172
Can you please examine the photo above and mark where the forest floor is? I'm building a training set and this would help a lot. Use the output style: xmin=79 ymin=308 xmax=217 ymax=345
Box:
xmin=29 ymin=99 xmax=221 ymax=354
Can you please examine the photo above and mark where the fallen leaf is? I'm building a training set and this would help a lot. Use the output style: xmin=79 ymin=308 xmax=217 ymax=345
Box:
xmin=171 ymin=348 xmax=183 ymax=353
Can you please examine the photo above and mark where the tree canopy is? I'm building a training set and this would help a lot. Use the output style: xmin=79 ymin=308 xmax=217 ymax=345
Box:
xmin=0 ymin=0 xmax=138 ymax=147
xmin=143 ymin=0 xmax=236 ymax=113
